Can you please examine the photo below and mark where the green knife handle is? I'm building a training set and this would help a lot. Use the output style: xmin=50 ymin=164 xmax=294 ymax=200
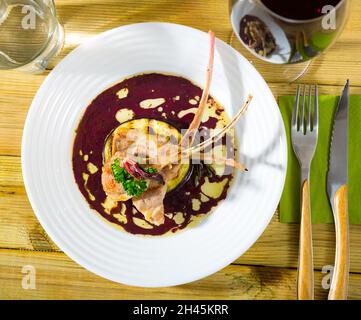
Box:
xmin=329 ymin=184 xmax=349 ymax=300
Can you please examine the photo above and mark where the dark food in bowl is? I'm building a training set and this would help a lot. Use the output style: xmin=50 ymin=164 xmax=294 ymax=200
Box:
xmin=239 ymin=15 xmax=277 ymax=57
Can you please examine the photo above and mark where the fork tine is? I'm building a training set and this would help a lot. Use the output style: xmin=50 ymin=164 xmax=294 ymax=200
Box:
xmin=292 ymin=85 xmax=300 ymax=129
xmin=313 ymin=84 xmax=318 ymax=132
xmin=301 ymin=84 xmax=306 ymax=133
xmin=307 ymin=85 xmax=312 ymax=131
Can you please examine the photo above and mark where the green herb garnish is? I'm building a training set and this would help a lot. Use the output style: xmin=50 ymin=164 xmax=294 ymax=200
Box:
xmin=110 ymin=158 xmax=148 ymax=197
xmin=145 ymin=167 xmax=158 ymax=174
xmin=111 ymin=158 xmax=130 ymax=183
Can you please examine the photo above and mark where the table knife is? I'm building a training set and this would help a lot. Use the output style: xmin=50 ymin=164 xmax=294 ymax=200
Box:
xmin=327 ymin=80 xmax=350 ymax=300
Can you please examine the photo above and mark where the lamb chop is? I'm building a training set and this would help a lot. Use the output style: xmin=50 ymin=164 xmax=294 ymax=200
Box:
xmin=101 ymin=31 xmax=252 ymax=226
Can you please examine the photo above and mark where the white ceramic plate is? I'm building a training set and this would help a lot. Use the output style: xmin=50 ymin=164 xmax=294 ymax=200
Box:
xmin=22 ymin=22 xmax=287 ymax=287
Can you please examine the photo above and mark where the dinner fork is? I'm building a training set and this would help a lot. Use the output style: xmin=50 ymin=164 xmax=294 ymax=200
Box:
xmin=291 ymin=84 xmax=319 ymax=300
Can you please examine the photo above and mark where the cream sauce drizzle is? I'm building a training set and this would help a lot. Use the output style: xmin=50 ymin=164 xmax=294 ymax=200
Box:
xmin=139 ymin=98 xmax=165 ymax=109
xmin=116 ymin=88 xmax=129 ymax=99
xmin=115 ymin=108 xmax=135 ymax=123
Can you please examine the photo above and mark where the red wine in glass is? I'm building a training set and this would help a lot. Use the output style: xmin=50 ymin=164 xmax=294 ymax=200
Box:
xmin=260 ymin=0 xmax=342 ymax=20
xmin=231 ymin=0 xmax=349 ymax=67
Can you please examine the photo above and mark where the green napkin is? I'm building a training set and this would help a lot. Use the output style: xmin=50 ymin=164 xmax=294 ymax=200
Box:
xmin=279 ymin=95 xmax=361 ymax=224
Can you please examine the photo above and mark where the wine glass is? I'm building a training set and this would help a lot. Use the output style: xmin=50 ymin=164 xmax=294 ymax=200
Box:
xmin=0 ymin=0 xmax=64 ymax=73
xmin=229 ymin=0 xmax=350 ymax=82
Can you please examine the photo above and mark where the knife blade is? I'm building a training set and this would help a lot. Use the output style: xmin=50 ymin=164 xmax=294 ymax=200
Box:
xmin=327 ymin=80 xmax=349 ymax=199
xmin=327 ymin=80 xmax=350 ymax=300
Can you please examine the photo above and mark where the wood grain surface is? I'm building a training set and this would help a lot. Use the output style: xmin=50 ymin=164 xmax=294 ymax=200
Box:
xmin=1 ymin=0 xmax=361 ymax=299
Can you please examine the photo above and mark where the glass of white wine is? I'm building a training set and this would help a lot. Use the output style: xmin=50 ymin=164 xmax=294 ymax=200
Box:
xmin=0 ymin=0 xmax=64 ymax=73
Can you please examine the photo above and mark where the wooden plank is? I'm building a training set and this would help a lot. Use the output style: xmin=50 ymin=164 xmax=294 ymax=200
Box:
xmin=50 ymin=0 xmax=230 ymax=68
xmin=46 ymin=0 xmax=361 ymax=86
xmin=1 ymin=1 xmax=360 ymax=84
xmin=1 ymin=155 xmax=361 ymax=273
xmin=0 ymin=71 xmax=47 ymax=156
xmin=0 ymin=156 xmax=60 ymax=251
xmin=1 ymin=248 xmax=361 ymax=300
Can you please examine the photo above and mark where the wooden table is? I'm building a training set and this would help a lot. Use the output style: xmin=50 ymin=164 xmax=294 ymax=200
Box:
xmin=1 ymin=0 xmax=361 ymax=300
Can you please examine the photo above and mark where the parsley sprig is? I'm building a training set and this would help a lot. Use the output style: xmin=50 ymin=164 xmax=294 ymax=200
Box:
xmin=111 ymin=158 xmax=157 ymax=197
xmin=145 ymin=167 xmax=157 ymax=174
